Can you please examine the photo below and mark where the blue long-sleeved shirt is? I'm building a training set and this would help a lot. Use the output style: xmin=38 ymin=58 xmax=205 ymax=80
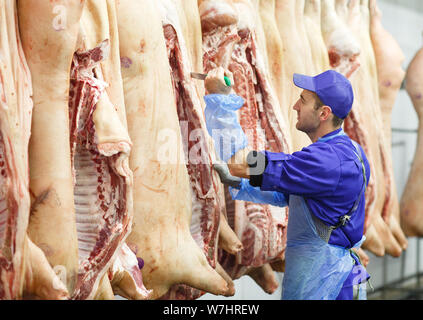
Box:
xmin=259 ymin=128 xmax=371 ymax=249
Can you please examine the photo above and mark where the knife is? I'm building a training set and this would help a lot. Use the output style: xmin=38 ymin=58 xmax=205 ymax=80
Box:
xmin=190 ymin=72 xmax=232 ymax=87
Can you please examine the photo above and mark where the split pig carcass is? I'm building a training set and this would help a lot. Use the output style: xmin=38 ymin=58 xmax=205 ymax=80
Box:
xmin=274 ymin=0 xmax=313 ymax=151
xmin=74 ymin=0 xmax=150 ymax=300
xmin=321 ymin=0 xmax=384 ymax=256
xmin=369 ymin=0 xmax=408 ymax=250
xmin=346 ymin=0 xmax=403 ymax=257
xmin=158 ymin=0 xmax=239 ymax=299
xmin=321 ymin=0 xmax=404 ymax=257
xmin=116 ymin=0 xmax=230 ymax=300
xmin=19 ymin=0 xmax=149 ymax=300
xmin=0 ymin=0 xmax=69 ymax=300
xmin=200 ymin=0 xmax=290 ymax=293
xmin=401 ymin=46 xmax=423 ymax=237
xmin=18 ymin=0 xmax=85 ymax=297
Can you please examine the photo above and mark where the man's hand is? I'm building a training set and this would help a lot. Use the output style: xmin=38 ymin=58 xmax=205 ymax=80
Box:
xmin=205 ymin=67 xmax=234 ymax=95
xmin=227 ymin=148 xmax=252 ymax=179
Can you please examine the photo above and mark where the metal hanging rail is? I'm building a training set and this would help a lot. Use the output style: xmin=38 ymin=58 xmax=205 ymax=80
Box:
xmin=391 ymin=128 xmax=418 ymax=134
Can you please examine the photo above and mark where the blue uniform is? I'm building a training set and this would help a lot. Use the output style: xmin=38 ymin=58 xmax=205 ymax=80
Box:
xmin=233 ymin=128 xmax=371 ymax=299
xmin=261 ymin=128 xmax=370 ymax=249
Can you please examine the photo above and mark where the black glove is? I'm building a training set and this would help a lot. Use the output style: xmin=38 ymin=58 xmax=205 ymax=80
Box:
xmin=247 ymin=151 xmax=268 ymax=187
xmin=213 ymin=163 xmax=242 ymax=188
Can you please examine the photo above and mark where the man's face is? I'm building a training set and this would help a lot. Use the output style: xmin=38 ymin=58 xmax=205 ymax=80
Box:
xmin=293 ymin=90 xmax=322 ymax=133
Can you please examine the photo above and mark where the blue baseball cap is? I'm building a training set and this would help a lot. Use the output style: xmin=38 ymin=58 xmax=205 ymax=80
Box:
xmin=293 ymin=70 xmax=354 ymax=119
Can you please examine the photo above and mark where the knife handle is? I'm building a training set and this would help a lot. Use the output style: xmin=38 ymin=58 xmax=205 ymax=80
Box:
xmin=224 ymin=76 xmax=232 ymax=87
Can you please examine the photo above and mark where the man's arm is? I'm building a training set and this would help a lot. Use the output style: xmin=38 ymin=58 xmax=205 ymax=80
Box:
xmin=227 ymin=148 xmax=251 ymax=178
xmin=214 ymin=162 xmax=288 ymax=208
xmin=259 ymin=145 xmax=342 ymax=197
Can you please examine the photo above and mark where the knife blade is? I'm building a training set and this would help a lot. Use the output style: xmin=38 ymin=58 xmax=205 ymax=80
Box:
xmin=190 ymin=72 xmax=207 ymax=80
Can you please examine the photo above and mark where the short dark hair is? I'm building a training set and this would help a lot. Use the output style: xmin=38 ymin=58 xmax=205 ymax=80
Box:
xmin=314 ymin=95 xmax=344 ymax=127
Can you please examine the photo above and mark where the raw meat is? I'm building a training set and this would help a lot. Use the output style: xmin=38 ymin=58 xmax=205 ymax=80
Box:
xmin=93 ymin=274 xmax=114 ymax=300
xmin=0 ymin=0 xmax=68 ymax=300
xmin=321 ymin=0 xmax=361 ymax=79
xmin=348 ymin=0 xmax=402 ymax=257
xmin=274 ymin=0 xmax=312 ymax=151
xmin=68 ymin=41 xmax=129 ymax=300
xmin=258 ymin=0 xmax=291 ymax=129
xmin=159 ymin=0 xmax=234 ymax=300
xmin=218 ymin=248 xmax=280 ymax=295
xmin=116 ymin=0 xmax=228 ymax=300
xmin=202 ymin=0 xmax=289 ymax=269
xmin=108 ymin=243 xmax=152 ymax=300
xmin=321 ymin=0 xmax=385 ymax=256
xmin=71 ymin=0 xmax=148 ymax=300
xmin=0 ymin=0 xmax=32 ymax=299
xmin=18 ymin=0 xmax=85 ymax=295
xmin=252 ymin=0 xmax=292 ymax=273
xmin=246 ymin=263 xmax=279 ymax=294
xmin=219 ymin=212 xmax=244 ymax=255
xmin=401 ymin=47 xmax=423 ymax=237
xmin=369 ymin=0 xmax=408 ymax=250
xmin=304 ymin=0 xmax=330 ymax=74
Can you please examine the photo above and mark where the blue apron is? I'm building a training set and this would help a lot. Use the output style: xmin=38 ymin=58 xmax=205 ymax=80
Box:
xmin=282 ymin=195 xmax=365 ymax=300
xmin=282 ymin=130 xmax=367 ymax=300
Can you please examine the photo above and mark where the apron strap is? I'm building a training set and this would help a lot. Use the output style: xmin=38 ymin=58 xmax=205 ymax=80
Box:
xmin=311 ymin=140 xmax=367 ymax=243
xmin=329 ymin=141 xmax=367 ymax=231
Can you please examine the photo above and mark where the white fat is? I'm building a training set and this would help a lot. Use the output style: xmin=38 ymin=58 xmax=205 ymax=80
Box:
xmin=329 ymin=28 xmax=361 ymax=56
xmin=255 ymin=93 xmax=263 ymax=112
xmin=233 ymin=2 xmax=255 ymax=32
xmin=253 ymin=49 xmax=267 ymax=79
xmin=269 ymin=206 xmax=285 ymax=225
xmin=97 ymin=142 xmax=131 ymax=157
xmin=156 ymin=0 xmax=181 ymax=35
xmin=112 ymin=243 xmax=138 ymax=272
xmin=199 ymin=0 xmax=237 ymax=19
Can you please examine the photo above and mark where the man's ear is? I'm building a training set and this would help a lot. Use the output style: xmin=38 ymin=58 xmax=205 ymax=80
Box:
xmin=320 ymin=105 xmax=332 ymax=121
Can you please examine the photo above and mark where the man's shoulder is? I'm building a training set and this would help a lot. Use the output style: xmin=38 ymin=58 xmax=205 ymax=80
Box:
xmin=324 ymin=135 xmax=364 ymax=159
xmin=295 ymin=141 xmax=342 ymax=170
xmin=304 ymin=138 xmax=345 ymax=157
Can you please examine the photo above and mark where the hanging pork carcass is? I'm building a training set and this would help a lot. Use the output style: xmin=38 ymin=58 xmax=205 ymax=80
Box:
xmin=346 ymin=0 xmax=402 ymax=257
xmin=303 ymin=0 xmax=331 ymax=74
xmin=116 ymin=0 xmax=229 ymax=300
xmin=257 ymin=0 xmax=290 ymax=128
xmin=200 ymin=0 xmax=289 ymax=290
xmin=18 ymin=0 xmax=85 ymax=296
xmin=0 ymin=0 xmax=70 ymax=300
xmin=73 ymin=0 xmax=150 ymax=300
xmin=320 ymin=0 xmax=400 ymax=257
xmin=18 ymin=0 xmax=149 ymax=300
xmin=369 ymin=0 xmax=408 ymax=250
xmin=401 ymin=46 xmax=423 ymax=237
xmin=157 ymin=0 xmax=239 ymax=300
xmin=274 ymin=0 xmax=313 ymax=151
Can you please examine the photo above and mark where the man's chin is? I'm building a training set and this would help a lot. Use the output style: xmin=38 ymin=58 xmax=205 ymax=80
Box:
xmin=296 ymin=122 xmax=301 ymax=131
xmin=296 ymin=123 xmax=306 ymax=133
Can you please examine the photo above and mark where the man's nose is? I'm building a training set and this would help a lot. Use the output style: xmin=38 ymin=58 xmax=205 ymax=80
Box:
xmin=293 ymin=100 xmax=300 ymax=110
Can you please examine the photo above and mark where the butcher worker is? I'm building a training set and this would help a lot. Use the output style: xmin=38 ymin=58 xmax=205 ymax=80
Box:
xmin=203 ymin=67 xmax=370 ymax=300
